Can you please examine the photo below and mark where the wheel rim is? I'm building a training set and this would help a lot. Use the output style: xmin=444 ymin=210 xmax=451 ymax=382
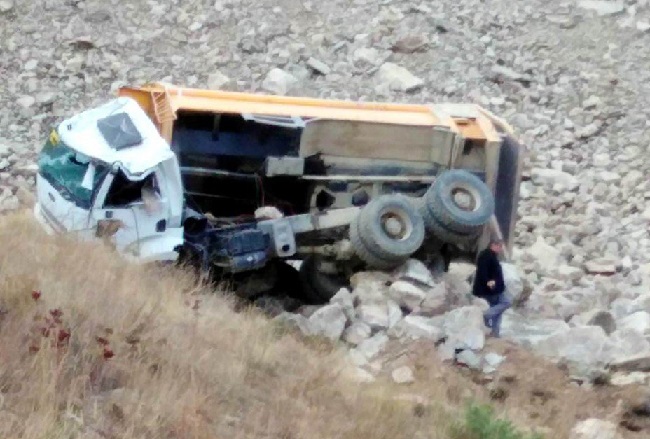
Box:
xmin=380 ymin=209 xmax=413 ymax=241
xmin=450 ymin=183 xmax=482 ymax=212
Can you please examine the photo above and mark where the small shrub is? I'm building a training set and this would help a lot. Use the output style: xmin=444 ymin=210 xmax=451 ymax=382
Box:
xmin=450 ymin=402 xmax=544 ymax=439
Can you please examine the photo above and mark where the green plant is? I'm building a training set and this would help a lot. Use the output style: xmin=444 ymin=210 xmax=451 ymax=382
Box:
xmin=450 ymin=402 xmax=544 ymax=439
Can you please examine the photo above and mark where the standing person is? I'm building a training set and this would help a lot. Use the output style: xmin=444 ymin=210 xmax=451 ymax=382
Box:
xmin=472 ymin=238 xmax=511 ymax=338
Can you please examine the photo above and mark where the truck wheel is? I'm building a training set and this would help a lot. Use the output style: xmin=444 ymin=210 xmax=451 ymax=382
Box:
xmin=299 ymin=256 xmax=348 ymax=304
xmin=424 ymin=170 xmax=494 ymax=234
xmin=422 ymin=207 xmax=482 ymax=246
xmin=356 ymin=194 xmax=425 ymax=261
xmin=349 ymin=215 xmax=406 ymax=270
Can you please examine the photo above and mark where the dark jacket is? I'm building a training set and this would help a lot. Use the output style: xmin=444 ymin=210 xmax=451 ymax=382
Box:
xmin=472 ymin=248 xmax=505 ymax=300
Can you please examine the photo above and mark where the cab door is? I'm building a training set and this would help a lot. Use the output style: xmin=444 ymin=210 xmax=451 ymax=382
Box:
xmin=90 ymin=168 xmax=183 ymax=261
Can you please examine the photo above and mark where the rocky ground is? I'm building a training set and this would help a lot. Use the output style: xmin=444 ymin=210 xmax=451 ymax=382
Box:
xmin=1 ymin=0 xmax=650 ymax=437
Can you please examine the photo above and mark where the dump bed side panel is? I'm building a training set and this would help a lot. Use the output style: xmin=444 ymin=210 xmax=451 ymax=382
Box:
xmin=299 ymin=120 xmax=455 ymax=166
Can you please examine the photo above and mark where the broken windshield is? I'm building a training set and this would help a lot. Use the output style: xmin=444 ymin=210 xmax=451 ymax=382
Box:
xmin=38 ymin=129 xmax=108 ymax=209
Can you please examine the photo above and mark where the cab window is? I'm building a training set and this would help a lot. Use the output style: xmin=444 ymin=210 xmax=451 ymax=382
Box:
xmin=104 ymin=171 xmax=159 ymax=208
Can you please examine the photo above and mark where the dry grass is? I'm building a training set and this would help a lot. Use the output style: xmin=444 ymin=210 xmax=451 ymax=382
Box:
xmin=0 ymin=209 xmax=465 ymax=439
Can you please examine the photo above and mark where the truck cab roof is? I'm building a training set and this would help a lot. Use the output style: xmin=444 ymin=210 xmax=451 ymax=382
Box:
xmin=57 ymin=96 xmax=175 ymax=176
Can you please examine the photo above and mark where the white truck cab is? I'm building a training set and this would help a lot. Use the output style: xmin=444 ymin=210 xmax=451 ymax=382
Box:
xmin=34 ymin=97 xmax=186 ymax=262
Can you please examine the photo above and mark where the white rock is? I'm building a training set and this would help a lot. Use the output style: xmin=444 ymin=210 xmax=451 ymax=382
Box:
xmin=391 ymin=366 xmax=415 ymax=384
xmin=0 ymin=0 xmax=13 ymax=13
xmin=331 ymin=288 xmax=355 ymax=320
xmin=637 ymin=21 xmax=650 ymax=32
xmin=617 ymin=311 xmax=650 ymax=335
xmin=352 ymin=47 xmax=383 ymax=67
xmin=499 ymin=313 xmax=566 ymax=347
xmin=388 ymin=280 xmax=427 ymax=311
xmin=554 ymin=265 xmax=584 ymax=281
xmin=351 ymin=271 xmax=391 ymax=304
xmin=629 ymin=294 xmax=650 ymax=314
xmin=343 ymin=321 xmax=372 ymax=345
xmin=583 ymin=95 xmax=602 ymax=109
xmin=571 ymin=310 xmax=616 ymax=335
xmin=534 ymin=326 xmax=608 ymax=369
xmin=524 ymin=236 xmax=562 ymax=275
xmin=419 ymin=283 xmax=448 ymax=316
xmin=610 ymin=372 xmax=650 ymax=386
xmin=349 ymin=367 xmax=376 ymax=383
xmin=17 ymin=96 xmax=36 ymax=108
xmin=351 ymin=333 xmax=389 ymax=364
xmin=393 ymin=259 xmax=436 ymax=287
xmin=443 ymin=306 xmax=485 ymax=350
xmin=207 ymin=71 xmax=230 ymax=89
xmin=456 ymin=350 xmax=482 ymax=369
xmin=261 ymin=68 xmax=298 ymax=95
xmin=24 ymin=59 xmax=38 ymax=71
xmin=570 ymin=418 xmax=622 ymax=439
xmin=502 ymin=262 xmax=524 ymax=302
xmin=484 ymin=352 xmax=505 ymax=367
xmin=603 ymin=329 xmax=650 ymax=363
xmin=577 ymin=1 xmax=625 ymax=16
xmin=387 ymin=300 xmax=403 ymax=328
xmin=388 ymin=315 xmax=444 ymax=341
xmin=274 ymin=312 xmax=314 ymax=335
xmin=585 ymin=259 xmax=617 ymax=275
xmin=610 ymin=298 xmax=634 ymax=319
xmin=621 ymin=170 xmax=643 ymax=189
xmin=357 ymin=303 xmax=390 ymax=329
xmin=308 ymin=303 xmax=347 ymax=340
xmin=530 ymin=168 xmax=579 ymax=191
xmin=376 ymin=62 xmax=424 ymax=92
xmin=306 ymin=57 xmax=331 ymax=75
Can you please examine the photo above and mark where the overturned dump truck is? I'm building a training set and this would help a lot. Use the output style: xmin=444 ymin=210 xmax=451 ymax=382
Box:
xmin=33 ymin=82 xmax=525 ymax=304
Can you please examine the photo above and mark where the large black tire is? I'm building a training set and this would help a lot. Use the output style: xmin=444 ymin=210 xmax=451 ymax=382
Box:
xmin=349 ymin=214 xmax=405 ymax=270
xmin=299 ymin=256 xmax=348 ymax=304
xmin=420 ymin=200 xmax=482 ymax=246
xmin=356 ymin=194 xmax=425 ymax=261
xmin=423 ymin=169 xmax=495 ymax=235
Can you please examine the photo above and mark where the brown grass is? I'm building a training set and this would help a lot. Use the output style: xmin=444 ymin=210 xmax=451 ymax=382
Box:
xmin=0 ymin=209 xmax=462 ymax=439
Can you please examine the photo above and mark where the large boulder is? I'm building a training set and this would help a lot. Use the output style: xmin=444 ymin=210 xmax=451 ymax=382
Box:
xmin=330 ymin=288 xmax=355 ymax=320
xmin=376 ymin=62 xmax=424 ymax=92
xmin=392 ymin=259 xmax=436 ymax=287
xmin=570 ymin=309 xmax=616 ymax=335
xmin=261 ymin=68 xmax=298 ymax=95
xmin=444 ymin=262 xmax=475 ymax=306
xmin=617 ymin=311 xmax=650 ymax=335
xmin=388 ymin=280 xmax=427 ymax=311
xmin=343 ymin=321 xmax=372 ymax=346
xmin=534 ymin=326 xmax=609 ymax=370
xmin=610 ymin=298 xmax=634 ymax=320
xmin=418 ymin=282 xmax=448 ymax=316
xmin=570 ymin=418 xmax=622 ymax=439
xmin=521 ymin=236 xmax=562 ymax=275
xmin=350 ymin=271 xmax=391 ymax=304
xmin=349 ymin=333 xmax=389 ymax=366
xmin=501 ymin=262 xmax=524 ymax=302
xmin=388 ymin=315 xmax=444 ymax=341
xmin=442 ymin=306 xmax=485 ymax=351
xmin=308 ymin=304 xmax=347 ymax=341
xmin=500 ymin=310 xmax=571 ymax=348
xmin=603 ymin=329 xmax=650 ymax=364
